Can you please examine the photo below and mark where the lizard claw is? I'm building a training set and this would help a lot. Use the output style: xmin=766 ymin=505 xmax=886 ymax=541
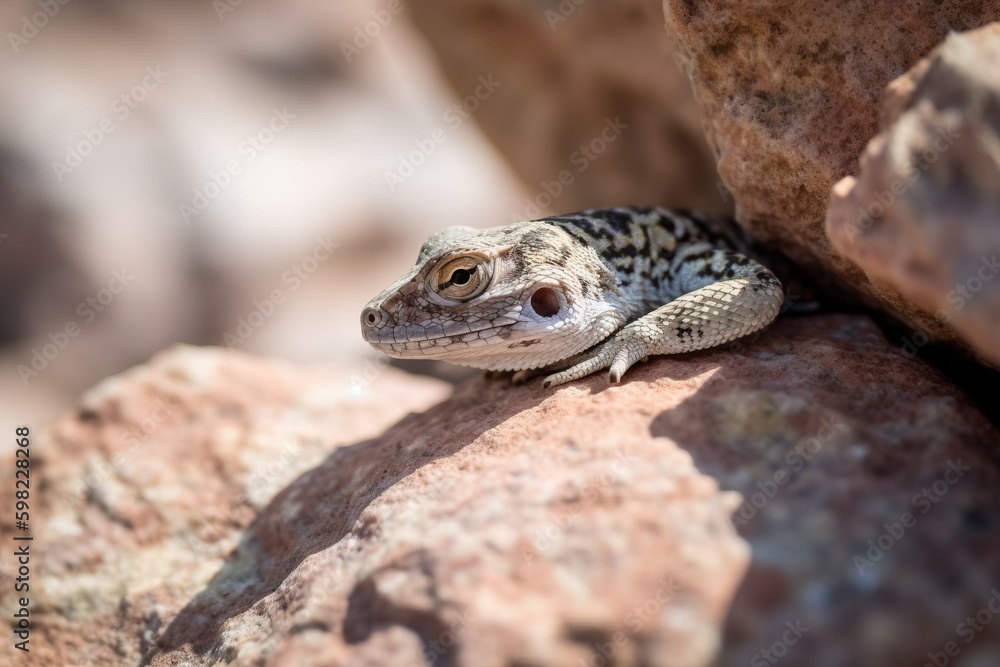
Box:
xmin=542 ymin=334 xmax=649 ymax=387
xmin=608 ymin=339 xmax=648 ymax=383
xmin=542 ymin=348 xmax=613 ymax=387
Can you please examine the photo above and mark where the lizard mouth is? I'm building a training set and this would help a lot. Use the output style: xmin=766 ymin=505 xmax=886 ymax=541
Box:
xmin=364 ymin=319 xmax=514 ymax=353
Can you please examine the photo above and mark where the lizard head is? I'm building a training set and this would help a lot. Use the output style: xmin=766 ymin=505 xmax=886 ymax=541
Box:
xmin=360 ymin=222 xmax=628 ymax=371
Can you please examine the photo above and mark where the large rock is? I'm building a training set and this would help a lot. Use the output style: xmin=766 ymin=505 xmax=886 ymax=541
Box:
xmin=663 ymin=1 xmax=1000 ymax=345
xmin=0 ymin=347 xmax=451 ymax=666
xmin=8 ymin=317 xmax=1000 ymax=666
xmin=827 ymin=24 xmax=1000 ymax=366
xmin=407 ymin=0 xmax=730 ymax=220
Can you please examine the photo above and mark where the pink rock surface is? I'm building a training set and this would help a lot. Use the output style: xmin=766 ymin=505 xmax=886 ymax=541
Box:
xmin=0 ymin=346 xmax=451 ymax=666
xmin=5 ymin=316 xmax=999 ymax=666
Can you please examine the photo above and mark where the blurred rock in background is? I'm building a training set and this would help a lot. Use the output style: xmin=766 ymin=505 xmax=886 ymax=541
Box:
xmin=11 ymin=0 xmax=998 ymax=427
xmin=408 ymin=0 xmax=730 ymax=219
xmin=828 ymin=24 xmax=1000 ymax=367
xmin=0 ymin=0 xmax=527 ymax=425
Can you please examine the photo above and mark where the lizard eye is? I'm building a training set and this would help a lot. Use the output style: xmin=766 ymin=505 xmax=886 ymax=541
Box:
xmin=450 ymin=268 xmax=472 ymax=285
xmin=432 ymin=255 xmax=488 ymax=300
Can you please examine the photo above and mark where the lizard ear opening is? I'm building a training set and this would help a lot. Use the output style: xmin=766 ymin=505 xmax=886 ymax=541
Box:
xmin=530 ymin=288 xmax=561 ymax=318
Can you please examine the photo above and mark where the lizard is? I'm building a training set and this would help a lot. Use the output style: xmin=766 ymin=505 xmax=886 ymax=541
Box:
xmin=360 ymin=206 xmax=785 ymax=388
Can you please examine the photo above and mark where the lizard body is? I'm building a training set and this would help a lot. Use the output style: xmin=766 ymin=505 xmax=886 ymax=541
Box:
xmin=361 ymin=207 xmax=784 ymax=387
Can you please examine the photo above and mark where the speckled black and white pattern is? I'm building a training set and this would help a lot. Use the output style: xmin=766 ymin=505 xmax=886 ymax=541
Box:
xmin=361 ymin=207 xmax=784 ymax=386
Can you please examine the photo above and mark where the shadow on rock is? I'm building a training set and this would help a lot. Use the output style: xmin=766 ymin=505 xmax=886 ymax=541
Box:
xmin=146 ymin=378 xmax=541 ymax=663
xmin=650 ymin=317 xmax=1000 ymax=667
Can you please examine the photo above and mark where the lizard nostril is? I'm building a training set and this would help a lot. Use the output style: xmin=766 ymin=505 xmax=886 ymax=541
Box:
xmin=530 ymin=288 xmax=561 ymax=318
xmin=362 ymin=308 xmax=383 ymax=328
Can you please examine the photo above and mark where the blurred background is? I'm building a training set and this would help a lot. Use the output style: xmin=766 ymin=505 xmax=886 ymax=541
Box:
xmin=8 ymin=6 xmax=1000 ymax=666
xmin=0 ymin=0 xmax=726 ymax=426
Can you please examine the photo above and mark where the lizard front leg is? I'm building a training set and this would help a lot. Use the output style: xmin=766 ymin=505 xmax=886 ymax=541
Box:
xmin=543 ymin=248 xmax=783 ymax=387
xmin=509 ymin=349 xmax=604 ymax=384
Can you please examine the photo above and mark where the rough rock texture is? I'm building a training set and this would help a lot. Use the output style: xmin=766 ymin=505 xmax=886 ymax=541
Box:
xmin=0 ymin=347 xmax=452 ymax=666
xmin=407 ymin=0 xmax=730 ymax=219
xmin=827 ymin=24 xmax=1000 ymax=366
xmin=663 ymin=1 xmax=1000 ymax=344
xmin=10 ymin=317 xmax=1000 ymax=666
